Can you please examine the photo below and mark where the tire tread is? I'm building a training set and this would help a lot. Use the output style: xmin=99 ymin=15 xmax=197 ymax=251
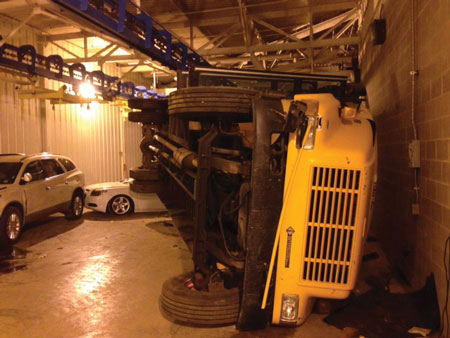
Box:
xmin=160 ymin=274 xmax=240 ymax=327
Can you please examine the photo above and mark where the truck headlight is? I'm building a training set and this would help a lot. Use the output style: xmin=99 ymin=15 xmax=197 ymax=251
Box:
xmin=90 ymin=189 xmax=107 ymax=197
xmin=280 ymin=293 xmax=299 ymax=323
xmin=341 ymin=106 xmax=357 ymax=121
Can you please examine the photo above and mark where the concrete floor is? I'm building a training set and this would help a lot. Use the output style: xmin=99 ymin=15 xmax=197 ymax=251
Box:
xmin=0 ymin=210 xmax=345 ymax=338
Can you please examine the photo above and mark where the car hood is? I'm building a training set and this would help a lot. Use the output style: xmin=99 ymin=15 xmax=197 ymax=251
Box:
xmin=0 ymin=185 xmax=10 ymax=191
xmin=85 ymin=181 xmax=130 ymax=191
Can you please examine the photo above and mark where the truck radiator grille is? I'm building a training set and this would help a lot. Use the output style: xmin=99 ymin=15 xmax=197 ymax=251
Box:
xmin=302 ymin=167 xmax=361 ymax=285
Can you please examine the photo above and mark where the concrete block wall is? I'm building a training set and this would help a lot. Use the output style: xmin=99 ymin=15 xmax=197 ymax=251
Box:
xmin=361 ymin=0 xmax=449 ymax=317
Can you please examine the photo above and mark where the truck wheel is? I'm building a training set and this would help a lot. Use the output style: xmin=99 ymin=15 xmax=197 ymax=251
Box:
xmin=168 ymin=87 xmax=258 ymax=121
xmin=0 ymin=206 xmax=23 ymax=246
xmin=160 ymin=274 xmax=240 ymax=326
xmin=129 ymin=167 xmax=160 ymax=181
xmin=130 ymin=180 xmax=163 ymax=193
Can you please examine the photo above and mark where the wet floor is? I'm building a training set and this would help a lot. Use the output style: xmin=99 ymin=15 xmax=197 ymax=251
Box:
xmin=0 ymin=247 xmax=28 ymax=275
xmin=0 ymin=210 xmax=343 ymax=338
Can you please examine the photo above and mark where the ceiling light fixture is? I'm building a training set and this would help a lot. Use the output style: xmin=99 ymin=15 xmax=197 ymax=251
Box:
xmin=79 ymin=82 xmax=96 ymax=99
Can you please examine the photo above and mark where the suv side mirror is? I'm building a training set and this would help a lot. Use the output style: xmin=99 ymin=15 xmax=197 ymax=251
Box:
xmin=22 ymin=173 xmax=32 ymax=183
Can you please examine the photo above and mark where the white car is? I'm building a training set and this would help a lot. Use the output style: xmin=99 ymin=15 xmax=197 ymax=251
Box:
xmin=84 ymin=179 xmax=166 ymax=215
xmin=0 ymin=153 xmax=85 ymax=246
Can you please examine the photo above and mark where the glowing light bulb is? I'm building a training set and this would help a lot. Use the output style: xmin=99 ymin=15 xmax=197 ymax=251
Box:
xmin=79 ymin=82 xmax=96 ymax=99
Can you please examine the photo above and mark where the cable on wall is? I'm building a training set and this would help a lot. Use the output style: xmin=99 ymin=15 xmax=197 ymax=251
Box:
xmin=440 ymin=235 xmax=450 ymax=338
xmin=410 ymin=0 xmax=420 ymax=208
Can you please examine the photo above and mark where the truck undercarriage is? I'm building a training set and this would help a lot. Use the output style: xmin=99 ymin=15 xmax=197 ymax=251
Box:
xmin=128 ymin=68 xmax=377 ymax=330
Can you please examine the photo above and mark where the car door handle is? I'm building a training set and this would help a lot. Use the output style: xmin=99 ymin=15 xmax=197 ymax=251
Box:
xmin=65 ymin=180 xmax=69 ymax=185
xmin=46 ymin=186 xmax=52 ymax=190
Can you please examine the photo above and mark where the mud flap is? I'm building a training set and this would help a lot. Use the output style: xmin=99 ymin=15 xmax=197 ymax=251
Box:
xmin=236 ymin=95 xmax=286 ymax=330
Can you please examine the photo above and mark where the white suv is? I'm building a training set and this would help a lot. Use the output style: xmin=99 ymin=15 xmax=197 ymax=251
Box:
xmin=0 ymin=153 xmax=85 ymax=246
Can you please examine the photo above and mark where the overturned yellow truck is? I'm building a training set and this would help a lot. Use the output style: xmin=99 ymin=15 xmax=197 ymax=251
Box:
xmin=132 ymin=67 xmax=377 ymax=330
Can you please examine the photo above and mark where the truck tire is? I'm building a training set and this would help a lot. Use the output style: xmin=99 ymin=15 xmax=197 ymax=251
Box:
xmin=128 ymin=111 xmax=167 ymax=124
xmin=128 ymin=98 xmax=168 ymax=110
xmin=160 ymin=274 xmax=240 ymax=326
xmin=130 ymin=180 xmax=163 ymax=193
xmin=168 ymin=87 xmax=258 ymax=121
xmin=129 ymin=167 xmax=160 ymax=181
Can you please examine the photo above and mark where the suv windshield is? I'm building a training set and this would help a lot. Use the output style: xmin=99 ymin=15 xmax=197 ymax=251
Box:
xmin=0 ymin=162 xmax=22 ymax=184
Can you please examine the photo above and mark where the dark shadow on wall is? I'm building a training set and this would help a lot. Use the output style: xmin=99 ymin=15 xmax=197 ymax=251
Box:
xmin=367 ymin=64 xmax=420 ymax=284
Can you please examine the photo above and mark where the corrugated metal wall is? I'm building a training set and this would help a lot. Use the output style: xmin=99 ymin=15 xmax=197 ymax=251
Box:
xmin=0 ymin=16 xmax=147 ymax=185
xmin=0 ymin=18 xmax=42 ymax=154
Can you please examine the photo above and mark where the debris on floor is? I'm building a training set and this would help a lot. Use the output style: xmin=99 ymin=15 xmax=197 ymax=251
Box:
xmin=407 ymin=326 xmax=431 ymax=337
xmin=324 ymin=274 xmax=441 ymax=338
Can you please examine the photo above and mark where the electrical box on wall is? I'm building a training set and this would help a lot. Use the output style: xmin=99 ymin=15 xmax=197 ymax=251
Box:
xmin=408 ymin=140 xmax=421 ymax=168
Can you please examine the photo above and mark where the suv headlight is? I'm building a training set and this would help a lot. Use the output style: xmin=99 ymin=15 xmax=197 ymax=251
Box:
xmin=280 ymin=293 xmax=299 ymax=323
xmin=90 ymin=189 xmax=107 ymax=197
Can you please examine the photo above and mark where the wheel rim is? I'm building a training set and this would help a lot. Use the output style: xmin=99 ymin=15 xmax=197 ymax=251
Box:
xmin=73 ymin=196 xmax=83 ymax=216
xmin=6 ymin=213 xmax=21 ymax=240
xmin=112 ymin=196 xmax=131 ymax=215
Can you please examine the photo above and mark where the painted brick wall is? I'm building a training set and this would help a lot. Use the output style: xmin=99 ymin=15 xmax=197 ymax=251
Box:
xmin=361 ymin=0 xmax=449 ymax=317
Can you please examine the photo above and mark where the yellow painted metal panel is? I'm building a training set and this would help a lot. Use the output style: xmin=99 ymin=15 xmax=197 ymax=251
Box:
xmin=271 ymin=94 xmax=377 ymax=326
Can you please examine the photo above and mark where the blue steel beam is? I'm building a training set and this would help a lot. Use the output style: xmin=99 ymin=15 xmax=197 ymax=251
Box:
xmin=50 ymin=0 xmax=210 ymax=71
xmin=0 ymin=41 xmax=156 ymax=100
